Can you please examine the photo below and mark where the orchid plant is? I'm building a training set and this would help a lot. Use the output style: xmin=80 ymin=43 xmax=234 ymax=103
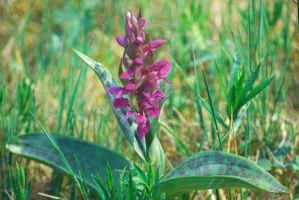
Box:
xmin=6 ymin=10 xmax=288 ymax=199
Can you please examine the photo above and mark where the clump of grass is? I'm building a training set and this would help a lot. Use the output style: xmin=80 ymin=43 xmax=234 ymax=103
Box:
xmin=5 ymin=163 xmax=31 ymax=200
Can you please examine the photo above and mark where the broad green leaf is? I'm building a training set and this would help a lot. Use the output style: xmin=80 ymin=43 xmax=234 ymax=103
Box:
xmin=258 ymin=159 xmax=272 ymax=171
xmin=6 ymin=133 xmax=129 ymax=190
xmin=157 ymin=151 xmax=288 ymax=195
xmin=73 ymin=49 xmax=147 ymax=160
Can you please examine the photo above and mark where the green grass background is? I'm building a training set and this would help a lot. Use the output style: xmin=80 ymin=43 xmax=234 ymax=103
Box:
xmin=0 ymin=0 xmax=298 ymax=199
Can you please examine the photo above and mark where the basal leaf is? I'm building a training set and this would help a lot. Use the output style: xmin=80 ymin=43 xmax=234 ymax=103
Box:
xmin=157 ymin=151 xmax=288 ymax=196
xmin=6 ymin=133 xmax=129 ymax=190
xmin=73 ymin=49 xmax=146 ymax=160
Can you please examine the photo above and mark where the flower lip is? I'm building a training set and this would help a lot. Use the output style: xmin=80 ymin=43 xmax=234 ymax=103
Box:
xmin=125 ymin=82 xmax=136 ymax=92
xmin=108 ymin=87 xmax=127 ymax=96
xmin=135 ymin=112 xmax=146 ymax=123
xmin=134 ymin=57 xmax=143 ymax=65
xmin=136 ymin=36 xmax=144 ymax=44
xmin=143 ymin=39 xmax=165 ymax=54
xmin=113 ymin=97 xmax=130 ymax=108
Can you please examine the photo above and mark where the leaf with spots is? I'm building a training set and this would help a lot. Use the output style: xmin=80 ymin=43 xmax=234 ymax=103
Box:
xmin=6 ymin=133 xmax=129 ymax=190
xmin=73 ymin=49 xmax=147 ymax=160
xmin=157 ymin=151 xmax=288 ymax=196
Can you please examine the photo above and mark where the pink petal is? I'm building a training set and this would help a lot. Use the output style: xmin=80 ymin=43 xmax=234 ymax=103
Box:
xmin=134 ymin=57 xmax=143 ymax=65
xmin=113 ymin=97 xmax=130 ymax=108
xmin=143 ymin=74 xmax=158 ymax=89
xmin=138 ymin=17 xmax=147 ymax=31
xmin=141 ymin=64 xmax=152 ymax=75
xmin=152 ymin=60 xmax=171 ymax=78
xmin=159 ymin=62 xmax=171 ymax=78
xmin=152 ymin=90 xmax=165 ymax=100
xmin=139 ymin=99 xmax=152 ymax=111
xmin=142 ymin=90 xmax=164 ymax=103
xmin=126 ymin=12 xmax=132 ymax=19
xmin=135 ymin=112 xmax=146 ymax=123
xmin=149 ymin=39 xmax=165 ymax=48
xmin=108 ymin=87 xmax=127 ymax=96
xmin=136 ymin=36 xmax=144 ymax=44
xmin=120 ymin=69 xmax=134 ymax=80
xmin=143 ymin=92 xmax=151 ymax=99
xmin=125 ymin=82 xmax=136 ymax=92
xmin=152 ymin=60 xmax=168 ymax=69
xmin=116 ymin=35 xmax=124 ymax=47
xmin=125 ymin=111 xmax=135 ymax=119
xmin=146 ymin=106 xmax=160 ymax=118
xmin=137 ymin=120 xmax=150 ymax=139
xmin=143 ymin=39 xmax=165 ymax=53
xmin=142 ymin=80 xmax=153 ymax=89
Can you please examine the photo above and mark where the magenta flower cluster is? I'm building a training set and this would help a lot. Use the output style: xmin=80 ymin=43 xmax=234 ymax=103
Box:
xmin=108 ymin=11 xmax=171 ymax=139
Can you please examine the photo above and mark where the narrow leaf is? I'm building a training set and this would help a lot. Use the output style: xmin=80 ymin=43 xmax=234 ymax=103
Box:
xmin=236 ymin=65 xmax=261 ymax=104
xmin=229 ymin=56 xmax=242 ymax=89
xmin=236 ymin=75 xmax=274 ymax=112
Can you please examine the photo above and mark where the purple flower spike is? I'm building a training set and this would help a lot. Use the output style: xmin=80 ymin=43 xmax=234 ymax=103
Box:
xmin=109 ymin=11 xmax=171 ymax=139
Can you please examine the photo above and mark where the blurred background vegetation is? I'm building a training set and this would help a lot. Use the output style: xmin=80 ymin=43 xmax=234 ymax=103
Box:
xmin=0 ymin=0 xmax=298 ymax=199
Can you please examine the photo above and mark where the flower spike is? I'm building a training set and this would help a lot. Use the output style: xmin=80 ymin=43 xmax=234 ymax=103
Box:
xmin=109 ymin=11 xmax=171 ymax=138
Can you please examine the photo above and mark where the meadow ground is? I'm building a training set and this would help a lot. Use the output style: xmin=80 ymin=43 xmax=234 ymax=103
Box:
xmin=0 ymin=0 xmax=298 ymax=199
